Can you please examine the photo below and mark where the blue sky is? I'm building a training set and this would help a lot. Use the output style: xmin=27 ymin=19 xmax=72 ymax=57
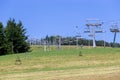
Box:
xmin=0 ymin=0 xmax=120 ymax=42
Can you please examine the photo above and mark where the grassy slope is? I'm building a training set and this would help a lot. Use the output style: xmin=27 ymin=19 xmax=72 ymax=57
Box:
xmin=0 ymin=46 xmax=120 ymax=80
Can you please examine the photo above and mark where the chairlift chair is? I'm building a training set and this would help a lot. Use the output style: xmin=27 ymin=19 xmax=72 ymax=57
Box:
xmin=75 ymin=35 xmax=81 ymax=38
xmin=84 ymin=28 xmax=90 ymax=33
xmin=95 ymin=30 xmax=103 ymax=33
xmin=110 ymin=28 xmax=120 ymax=32
xmin=95 ymin=29 xmax=103 ymax=33
xmin=95 ymin=26 xmax=103 ymax=33
xmin=88 ymin=34 xmax=93 ymax=37
xmin=110 ymin=25 xmax=120 ymax=32
xmin=95 ymin=23 xmax=102 ymax=27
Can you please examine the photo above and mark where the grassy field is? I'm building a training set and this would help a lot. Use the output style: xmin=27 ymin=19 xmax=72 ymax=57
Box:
xmin=0 ymin=45 xmax=120 ymax=80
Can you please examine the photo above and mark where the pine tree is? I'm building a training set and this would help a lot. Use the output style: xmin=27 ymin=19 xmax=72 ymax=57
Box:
xmin=0 ymin=22 xmax=7 ymax=55
xmin=15 ymin=21 xmax=30 ymax=53
xmin=5 ymin=18 xmax=30 ymax=53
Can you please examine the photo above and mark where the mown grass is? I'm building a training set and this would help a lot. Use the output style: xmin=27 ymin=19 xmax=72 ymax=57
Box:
xmin=0 ymin=45 xmax=120 ymax=76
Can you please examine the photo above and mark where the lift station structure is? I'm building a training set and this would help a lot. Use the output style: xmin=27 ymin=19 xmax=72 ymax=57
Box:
xmin=84 ymin=19 xmax=104 ymax=48
xmin=75 ymin=26 xmax=84 ymax=48
xmin=110 ymin=23 xmax=120 ymax=47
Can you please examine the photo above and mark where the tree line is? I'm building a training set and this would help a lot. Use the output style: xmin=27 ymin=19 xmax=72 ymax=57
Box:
xmin=0 ymin=18 xmax=30 ymax=56
xmin=28 ymin=35 xmax=120 ymax=47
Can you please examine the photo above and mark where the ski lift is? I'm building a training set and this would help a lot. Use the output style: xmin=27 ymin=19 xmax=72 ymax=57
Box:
xmin=88 ymin=34 xmax=93 ymax=37
xmin=110 ymin=28 xmax=120 ymax=32
xmin=95 ymin=30 xmax=103 ymax=33
xmin=109 ymin=23 xmax=120 ymax=47
xmin=95 ymin=29 xmax=103 ymax=33
xmin=95 ymin=26 xmax=104 ymax=33
xmin=86 ymin=24 xmax=90 ymax=27
xmin=75 ymin=35 xmax=81 ymax=38
xmin=95 ymin=23 xmax=102 ymax=26
xmin=84 ymin=27 xmax=90 ymax=33
xmin=86 ymin=23 xmax=102 ymax=27
xmin=110 ymin=25 xmax=120 ymax=32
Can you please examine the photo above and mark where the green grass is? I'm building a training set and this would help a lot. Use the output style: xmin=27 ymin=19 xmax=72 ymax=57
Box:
xmin=0 ymin=46 xmax=120 ymax=75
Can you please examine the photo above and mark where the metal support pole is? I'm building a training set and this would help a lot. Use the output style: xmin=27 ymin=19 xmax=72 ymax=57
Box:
xmin=92 ymin=26 xmax=96 ymax=48
xmin=44 ymin=40 xmax=46 ymax=52
xmin=58 ymin=36 xmax=61 ymax=50
xmin=113 ymin=32 xmax=117 ymax=47
xmin=76 ymin=37 xmax=79 ymax=49
xmin=89 ymin=39 xmax=90 ymax=48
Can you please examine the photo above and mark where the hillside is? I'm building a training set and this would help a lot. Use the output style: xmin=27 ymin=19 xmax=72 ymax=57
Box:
xmin=0 ymin=46 xmax=120 ymax=80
